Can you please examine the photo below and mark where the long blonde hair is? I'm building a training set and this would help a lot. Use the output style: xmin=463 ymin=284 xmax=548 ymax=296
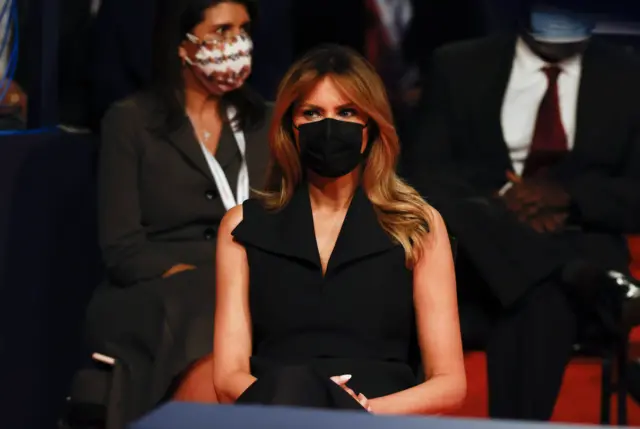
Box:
xmin=259 ymin=45 xmax=432 ymax=267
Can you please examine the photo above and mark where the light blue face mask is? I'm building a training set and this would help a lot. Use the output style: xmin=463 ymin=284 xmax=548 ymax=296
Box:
xmin=529 ymin=8 xmax=596 ymax=44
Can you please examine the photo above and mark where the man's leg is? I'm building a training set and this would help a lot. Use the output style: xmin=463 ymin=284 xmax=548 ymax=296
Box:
xmin=486 ymin=279 xmax=577 ymax=420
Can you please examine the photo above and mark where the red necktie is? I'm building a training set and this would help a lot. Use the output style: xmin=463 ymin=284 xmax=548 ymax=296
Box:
xmin=522 ymin=66 xmax=568 ymax=178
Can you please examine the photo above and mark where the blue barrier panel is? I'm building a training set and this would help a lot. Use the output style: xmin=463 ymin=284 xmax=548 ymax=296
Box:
xmin=131 ymin=403 xmax=613 ymax=429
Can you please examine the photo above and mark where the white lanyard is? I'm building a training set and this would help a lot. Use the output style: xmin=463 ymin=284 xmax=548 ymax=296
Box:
xmin=198 ymin=106 xmax=249 ymax=211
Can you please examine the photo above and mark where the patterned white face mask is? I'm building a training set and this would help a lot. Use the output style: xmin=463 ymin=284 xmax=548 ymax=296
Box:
xmin=184 ymin=32 xmax=253 ymax=94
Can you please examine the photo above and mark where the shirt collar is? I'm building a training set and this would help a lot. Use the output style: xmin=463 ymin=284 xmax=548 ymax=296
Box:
xmin=514 ymin=37 xmax=582 ymax=77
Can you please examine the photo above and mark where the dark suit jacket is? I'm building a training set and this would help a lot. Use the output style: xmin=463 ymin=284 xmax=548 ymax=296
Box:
xmin=98 ymin=91 xmax=271 ymax=287
xmin=404 ymin=35 xmax=640 ymax=305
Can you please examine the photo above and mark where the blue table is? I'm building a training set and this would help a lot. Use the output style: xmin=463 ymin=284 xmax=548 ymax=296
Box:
xmin=131 ymin=402 xmax=611 ymax=429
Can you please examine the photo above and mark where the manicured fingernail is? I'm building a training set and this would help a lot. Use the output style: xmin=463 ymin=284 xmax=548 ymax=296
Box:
xmin=331 ymin=374 xmax=352 ymax=384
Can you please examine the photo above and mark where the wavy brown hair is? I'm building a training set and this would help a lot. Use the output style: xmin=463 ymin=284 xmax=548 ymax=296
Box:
xmin=259 ymin=45 xmax=432 ymax=266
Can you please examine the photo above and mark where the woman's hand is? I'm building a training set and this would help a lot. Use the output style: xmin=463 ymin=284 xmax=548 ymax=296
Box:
xmin=162 ymin=263 xmax=196 ymax=278
xmin=330 ymin=374 xmax=372 ymax=412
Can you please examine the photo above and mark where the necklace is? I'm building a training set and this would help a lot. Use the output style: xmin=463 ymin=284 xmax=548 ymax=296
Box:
xmin=185 ymin=108 xmax=214 ymax=145
xmin=202 ymin=129 xmax=212 ymax=143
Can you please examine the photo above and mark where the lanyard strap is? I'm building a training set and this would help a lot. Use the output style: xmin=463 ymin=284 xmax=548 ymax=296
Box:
xmin=199 ymin=106 xmax=249 ymax=211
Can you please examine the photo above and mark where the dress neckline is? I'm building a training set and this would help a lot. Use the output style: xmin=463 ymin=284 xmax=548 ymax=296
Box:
xmin=232 ymin=184 xmax=398 ymax=277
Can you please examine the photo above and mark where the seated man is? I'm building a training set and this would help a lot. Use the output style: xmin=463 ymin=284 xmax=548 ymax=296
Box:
xmin=403 ymin=0 xmax=640 ymax=421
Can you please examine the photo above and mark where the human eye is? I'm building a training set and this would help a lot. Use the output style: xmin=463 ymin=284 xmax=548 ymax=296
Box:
xmin=337 ymin=107 xmax=358 ymax=118
xmin=302 ymin=109 xmax=321 ymax=120
xmin=216 ymin=25 xmax=232 ymax=36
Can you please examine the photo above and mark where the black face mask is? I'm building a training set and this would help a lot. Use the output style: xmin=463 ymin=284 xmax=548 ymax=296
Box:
xmin=296 ymin=118 xmax=368 ymax=178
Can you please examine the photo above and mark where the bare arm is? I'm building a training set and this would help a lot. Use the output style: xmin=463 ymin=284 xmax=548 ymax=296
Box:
xmin=369 ymin=209 xmax=466 ymax=414
xmin=212 ymin=205 xmax=256 ymax=403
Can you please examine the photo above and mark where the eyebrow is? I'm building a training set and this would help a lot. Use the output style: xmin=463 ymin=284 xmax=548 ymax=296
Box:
xmin=299 ymin=102 xmax=356 ymax=110
xmin=210 ymin=19 xmax=251 ymax=29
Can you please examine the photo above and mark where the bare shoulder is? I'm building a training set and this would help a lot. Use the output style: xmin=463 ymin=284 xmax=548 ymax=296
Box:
xmin=426 ymin=206 xmax=447 ymax=235
xmin=412 ymin=205 xmax=455 ymax=276
xmin=219 ymin=204 xmax=244 ymax=237
xmin=421 ymin=205 xmax=450 ymax=251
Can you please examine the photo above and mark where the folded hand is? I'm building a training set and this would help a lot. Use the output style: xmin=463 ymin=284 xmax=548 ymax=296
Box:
xmin=503 ymin=180 xmax=569 ymax=211
xmin=330 ymin=374 xmax=372 ymax=412
xmin=522 ymin=209 xmax=569 ymax=233
xmin=501 ymin=172 xmax=570 ymax=232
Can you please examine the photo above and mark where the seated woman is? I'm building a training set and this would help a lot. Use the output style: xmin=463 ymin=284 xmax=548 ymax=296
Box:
xmin=213 ymin=45 xmax=466 ymax=414
xmin=85 ymin=0 xmax=268 ymax=423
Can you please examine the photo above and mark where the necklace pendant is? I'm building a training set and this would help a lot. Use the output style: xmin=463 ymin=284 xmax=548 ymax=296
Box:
xmin=203 ymin=130 xmax=211 ymax=142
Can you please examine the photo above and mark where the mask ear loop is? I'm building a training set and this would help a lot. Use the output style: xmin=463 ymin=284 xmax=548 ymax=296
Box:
xmin=186 ymin=33 xmax=200 ymax=44
xmin=183 ymin=34 xmax=202 ymax=67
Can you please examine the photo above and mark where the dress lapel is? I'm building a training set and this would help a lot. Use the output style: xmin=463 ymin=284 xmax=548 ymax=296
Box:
xmin=232 ymin=186 xmax=321 ymax=269
xmin=327 ymin=187 xmax=398 ymax=275
xmin=232 ymin=186 xmax=398 ymax=274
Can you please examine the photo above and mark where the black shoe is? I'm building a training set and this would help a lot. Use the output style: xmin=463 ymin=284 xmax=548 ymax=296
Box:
xmin=607 ymin=270 xmax=640 ymax=328
xmin=562 ymin=262 xmax=639 ymax=302
xmin=562 ymin=262 xmax=640 ymax=336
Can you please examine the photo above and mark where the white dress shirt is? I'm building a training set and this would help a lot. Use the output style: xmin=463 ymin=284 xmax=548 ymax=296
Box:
xmin=500 ymin=38 xmax=583 ymax=177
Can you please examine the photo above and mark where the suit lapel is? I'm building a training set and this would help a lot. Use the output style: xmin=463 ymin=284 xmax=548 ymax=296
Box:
xmin=165 ymin=118 xmax=214 ymax=180
xmin=215 ymin=124 xmax=241 ymax=168
xmin=473 ymin=36 xmax=518 ymax=171
xmin=571 ymin=42 xmax=611 ymax=162
xmin=551 ymin=42 xmax=613 ymax=179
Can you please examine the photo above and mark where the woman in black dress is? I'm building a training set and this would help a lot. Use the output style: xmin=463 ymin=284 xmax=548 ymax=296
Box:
xmin=85 ymin=0 xmax=268 ymax=423
xmin=212 ymin=45 xmax=466 ymax=414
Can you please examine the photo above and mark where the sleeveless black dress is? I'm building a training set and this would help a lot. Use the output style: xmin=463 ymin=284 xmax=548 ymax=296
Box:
xmin=231 ymin=186 xmax=420 ymax=409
